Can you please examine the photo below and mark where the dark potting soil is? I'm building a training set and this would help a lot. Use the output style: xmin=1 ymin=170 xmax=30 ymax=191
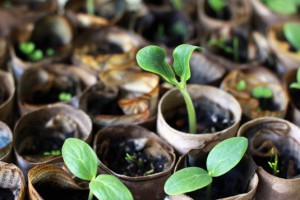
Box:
xmin=0 ymin=188 xmax=14 ymax=200
xmin=166 ymin=97 xmax=235 ymax=133
xmin=101 ymin=140 xmax=167 ymax=176
xmin=0 ymin=86 xmax=8 ymax=105
xmin=35 ymin=183 xmax=95 ymax=200
xmin=289 ymin=88 xmax=300 ymax=110
xmin=255 ymin=97 xmax=280 ymax=112
xmin=204 ymin=0 xmax=231 ymax=20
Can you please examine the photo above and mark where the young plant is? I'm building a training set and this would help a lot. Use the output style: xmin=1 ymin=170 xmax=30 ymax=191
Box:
xmin=59 ymin=92 xmax=72 ymax=101
xmin=283 ymin=22 xmax=300 ymax=52
xmin=252 ymin=86 xmax=273 ymax=99
xmin=208 ymin=36 xmax=239 ymax=62
xmin=208 ymin=0 xmax=226 ymax=18
xmin=290 ymin=67 xmax=300 ymax=89
xmin=86 ymin=0 xmax=95 ymax=15
xmin=164 ymin=137 xmax=248 ymax=198
xmin=235 ymin=80 xmax=246 ymax=90
xmin=18 ymin=41 xmax=56 ymax=62
xmin=261 ymin=0 xmax=300 ymax=15
xmin=62 ymin=138 xmax=133 ymax=200
xmin=136 ymin=44 xmax=204 ymax=134
xmin=268 ymin=147 xmax=280 ymax=176
xmin=43 ymin=150 xmax=61 ymax=156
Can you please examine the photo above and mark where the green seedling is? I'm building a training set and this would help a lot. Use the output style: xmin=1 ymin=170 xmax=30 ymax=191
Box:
xmin=62 ymin=138 xmax=133 ymax=200
xmin=136 ymin=44 xmax=204 ymax=134
xmin=59 ymin=92 xmax=72 ymax=101
xmin=125 ymin=153 xmax=143 ymax=167
xmin=171 ymin=0 xmax=183 ymax=9
xmin=283 ymin=22 xmax=300 ymax=52
xmin=19 ymin=42 xmax=35 ymax=55
xmin=43 ymin=150 xmax=61 ymax=156
xmin=252 ymin=86 xmax=273 ymax=99
xmin=46 ymin=48 xmax=55 ymax=57
xmin=208 ymin=0 xmax=226 ymax=18
xmin=268 ymin=147 xmax=280 ymax=176
xmin=290 ymin=67 xmax=300 ymax=89
xmin=171 ymin=22 xmax=187 ymax=37
xmin=235 ymin=80 xmax=246 ymax=90
xmin=261 ymin=0 xmax=300 ymax=15
xmin=28 ymin=49 xmax=43 ymax=62
xmin=164 ymin=137 xmax=248 ymax=198
xmin=208 ymin=36 xmax=239 ymax=63
xmin=87 ymin=0 xmax=95 ymax=15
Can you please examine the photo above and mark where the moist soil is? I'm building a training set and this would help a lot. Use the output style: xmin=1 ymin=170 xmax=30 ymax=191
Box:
xmin=0 ymin=86 xmax=8 ymax=105
xmin=255 ymin=97 xmax=280 ymax=112
xmin=166 ymin=97 xmax=235 ymax=133
xmin=204 ymin=0 xmax=231 ymax=20
xmin=0 ymin=188 xmax=14 ymax=200
xmin=100 ymin=139 xmax=167 ymax=176
xmin=35 ymin=183 xmax=95 ymax=200
xmin=289 ymin=88 xmax=300 ymax=110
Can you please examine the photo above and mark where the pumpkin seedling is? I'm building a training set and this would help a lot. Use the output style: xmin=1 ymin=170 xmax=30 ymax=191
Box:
xmin=208 ymin=36 xmax=239 ymax=62
xmin=268 ymin=147 xmax=280 ymax=176
xmin=62 ymin=138 xmax=133 ymax=200
xmin=283 ymin=22 xmax=300 ymax=52
xmin=208 ymin=0 xmax=226 ymax=18
xmin=261 ymin=0 xmax=300 ymax=15
xmin=290 ymin=67 xmax=300 ymax=89
xmin=136 ymin=44 xmax=204 ymax=134
xmin=252 ymin=86 xmax=273 ymax=99
xmin=235 ymin=80 xmax=246 ymax=90
xmin=58 ymin=92 xmax=72 ymax=101
xmin=164 ymin=137 xmax=248 ymax=198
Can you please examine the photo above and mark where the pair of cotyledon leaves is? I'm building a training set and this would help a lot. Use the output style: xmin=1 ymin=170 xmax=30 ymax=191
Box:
xmin=62 ymin=138 xmax=133 ymax=200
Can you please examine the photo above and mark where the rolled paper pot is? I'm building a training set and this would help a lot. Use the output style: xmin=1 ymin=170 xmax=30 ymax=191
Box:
xmin=238 ymin=117 xmax=300 ymax=200
xmin=0 ymin=161 xmax=26 ymax=200
xmin=13 ymin=104 xmax=92 ymax=175
xmin=0 ymin=121 xmax=13 ymax=163
xmin=93 ymin=125 xmax=176 ymax=200
xmin=157 ymin=84 xmax=241 ymax=154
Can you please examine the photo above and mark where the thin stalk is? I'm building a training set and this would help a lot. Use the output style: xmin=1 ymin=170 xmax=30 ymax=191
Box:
xmin=206 ymin=183 xmax=212 ymax=200
xmin=87 ymin=0 xmax=94 ymax=15
xmin=180 ymin=87 xmax=196 ymax=134
xmin=88 ymin=190 xmax=93 ymax=200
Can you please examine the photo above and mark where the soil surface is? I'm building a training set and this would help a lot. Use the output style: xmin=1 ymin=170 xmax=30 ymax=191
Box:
xmin=0 ymin=188 xmax=14 ymax=200
xmin=204 ymin=0 xmax=231 ymax=20
xmin=166 ymin=97 xmax=235 ymax=133
xmin=100 ymin=139 xmax=167 ymax=176
xmin=35 ymin=183 xmax=94 ymax=200
xmin=289 ymin=88 xmax=300 ymax=110
xmin=255 ymin=97 xmax=280 ymax=112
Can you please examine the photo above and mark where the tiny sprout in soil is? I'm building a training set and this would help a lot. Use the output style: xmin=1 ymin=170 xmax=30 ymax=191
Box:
xmin=136 ymin=44 xmax=204 ymax=134
xmin=252 ymin=86 xmax=273 ymax=99
xmin=235 ymin=80 xmax=246 ymax=90
xmin=62 ymin=138 xmax=133 ymax=200
xmin=208 ymin=0 xmax=226 ymax=18
xmin=43 ymin=150 xmax=61 ymax=156
xmin=268 ymin=147 xmax=280 ymax=176
xmin=87 ymin=0 xmax=95 ymax=15
xmin=290 ymin=67 xmax=300 ymax=89
xmin=59 ymin=92 xmax=72 ymax=101
xmin=19 ymin=41 xmax=55 ymax=62
xmin=164 ymin=137 xmax=248 ymax=199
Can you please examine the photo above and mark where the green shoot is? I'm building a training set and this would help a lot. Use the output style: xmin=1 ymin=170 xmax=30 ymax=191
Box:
xmin=125 ymin=153 xmax=143 ymax=167
xmin=171 ymin=0 xmax=183 ymax=9
xmin=268 ymin=147 xmax=280 ymax=175
xmin=208 ymin=0 xmax=226 ymax=18
xmin=252 ymin=86 xmax=273 ymax=99
xmin=59 ymin=92 xmax=72 ymax=101
xmin=46 ymin=48 xmax=55 ymax=57
xmin=43 ymin=150 xmax=61 ymax=156
xmin=87 ymin=0 xmax=95 ymax=15
xmin=171 ymin=22 xmax=187 ymax=37
xmin=164 ymin=137 xmax=248 ymax=197
xmin=155 ymin=24 xmax=165 ymax=41
xmin=62 ymin=138 xmax=133 ymax=200
xmin=235 ymin=80 xmax=246 ymax=90
xmin=290 ymin=67 xmax=300 ymax=89
xmin=283 ymin=22 xmax=300 ymax=51
xmin=19 ymin=42 xmax=35 ymax=55
xmin=261 ymin=0 xmax=300 ymax=15
xmin=28 ymin=49 xmax=44 ymax=62
xmin=136 ymin=44 xmax=204 ymax=134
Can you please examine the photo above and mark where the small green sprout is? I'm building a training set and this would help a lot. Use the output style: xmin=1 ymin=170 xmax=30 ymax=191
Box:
xmin=252 ymin=86 xmax=273 ymax=99
xmin=283 ymin=22 xmax=300 ymax=51
xmin=164 ymin=137 xmax=248 ymax=197
xmin=28 ymin=49 xmax=44 ymax=62
xmin=59 ymin=92 xmax=72 ymax=101
xmin=87 ymin=0 xmax=95 ymax=15
xmin=208 ymin=0 xmax=226 ymax=18
xmin=290 ymin=67 xmax=300 ymax=89
xmin=171 ymin=0 xmax=183 ymax=9
xmin=62 ymin=138 xmax=133 ymax=200
xmin=136 ymin=44 xmax=204 ymax=134
xmin=268 ymin=147 xmax=280 ymax=176
xmin=19 ymin=42 xmax=35 ymax=55
xmin=18 ymin=41 xmax=56 ymax=62
xmin=43 ymin=150 xmax=61 ymax=156
xmin=46 ymin=48 xmax=55 ymax=57
xmin=171 ymin=22 xmax=187 ymax=37
xmin=235 ymin=80 xmax=246 ymax=90
xmin=125 ymin=153 xmax=143 ymax=167
xmin=261 ymin=0 xmax=300 ymax=15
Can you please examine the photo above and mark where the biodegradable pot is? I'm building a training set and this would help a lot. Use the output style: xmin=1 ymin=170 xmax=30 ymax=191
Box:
xmin=267 ymin=21 xmax=300 ymax=75
xmin=65 ymin=0 xmax=126 ymax=28
xmin=169 ymin=141 xmax=258 ymax=200
xmin=0 ymin=70 xmax=15 ymax=126
xmin=197 ymin=0 xmax=252 ymax=34
xmin=13 ymin=104 xmax=92 ymax=175
xmin=28 ymin=165 xmax=90 ymax=200
xmin=221 ymin=66 xmax=289 ymax=120
xmin=0 ymin=37 xmax=8 ymax=70
xmin=80 ymin=69 xmax=159 ymax=129
xmin=0 ymin=121 xmax=13 ymax=163
xmin=203 ymin=27 xmax=262 ymax=71
xmin=284 ymin=69 xmax=300 ymax=126
xmin=157 ymin=84 xmax=241 ymax=154
xmin=238 ymin=117 xmax=300 ymax=200
xmin=9 ymin=14 xmax=74 ymax=80
xmin=0 ymin=161 xmax=26 ymax=200
xmin=93 ymin=125 xmax=176 ymax=200
xmin=18 ymin=64 xmax=97 ymax=116
xmin=72 ymin=26 xmax=138 ymax=75
xmin=251 ymin=0 xmax=300 ymax=33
